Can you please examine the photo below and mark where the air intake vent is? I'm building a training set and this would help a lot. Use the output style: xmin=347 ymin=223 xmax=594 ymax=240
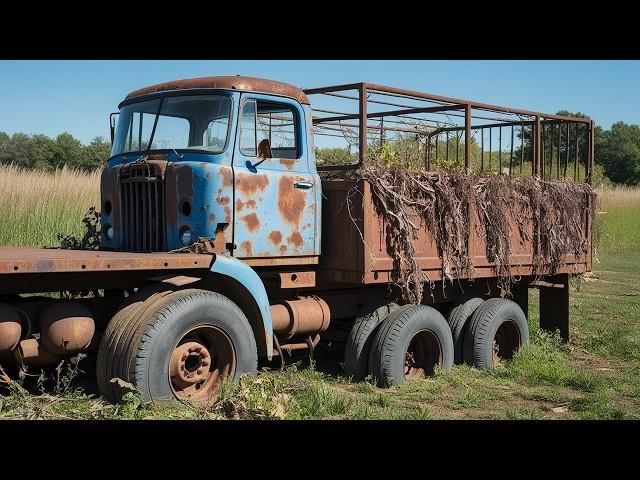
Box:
xmin=120 ymin=162 xmax=165 ymax=251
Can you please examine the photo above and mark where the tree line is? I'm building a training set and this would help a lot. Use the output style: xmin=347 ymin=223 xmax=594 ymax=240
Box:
xmin=0 ymin=132 xmax=111 ymax=171
xmin=1 ymin=113 xmax=639 ymax=185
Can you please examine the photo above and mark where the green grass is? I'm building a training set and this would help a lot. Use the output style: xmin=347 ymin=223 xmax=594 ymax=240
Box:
xmin=0 ymin=164 xmax=100 ymax=247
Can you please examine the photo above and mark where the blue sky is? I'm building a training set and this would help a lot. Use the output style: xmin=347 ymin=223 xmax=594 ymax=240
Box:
xmin=0 ymin=60 xmax=637 ymax=144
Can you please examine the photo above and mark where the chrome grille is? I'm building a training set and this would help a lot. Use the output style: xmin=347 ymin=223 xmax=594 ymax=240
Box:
xmin=120 ymin=162 xmax=165 ymax=251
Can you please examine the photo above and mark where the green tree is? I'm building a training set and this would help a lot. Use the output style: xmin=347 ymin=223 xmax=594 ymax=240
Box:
xmin=52 ymin=133 xmax=84 ymax=168
xmin=596 ymin=121 xmax=640 ymax=185
xmin=30 ymin=134 xmax=56 ymax=170
xmin=6 ymin=133 xmax=34 ymax=168
xmin=82 ymin=136 xmax=112 ymax=169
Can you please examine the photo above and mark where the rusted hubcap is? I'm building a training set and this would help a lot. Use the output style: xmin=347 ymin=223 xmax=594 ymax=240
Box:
xmin=169 ymin=326 xmax=236 ymax=404
xmin=492 ymin=320 xmax=521 ymax=366
xmin=170 ymin=342 xmax=212 ymax=388
xmin=404 ymin=329 xmax=442 ymax=379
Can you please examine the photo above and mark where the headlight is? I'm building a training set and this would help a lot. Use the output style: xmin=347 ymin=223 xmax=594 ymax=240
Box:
xmin=180 ymin=226 xmax=193 ymax=246
xmin=104 ymin=225 xmax=114 ymax=241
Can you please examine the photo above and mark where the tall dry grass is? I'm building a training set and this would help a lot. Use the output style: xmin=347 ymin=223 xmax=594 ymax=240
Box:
xmin=0 ymin=164 xmax=100 ymax=247
xmin=594 ymin=184 xmax=640 ymax=252
xmin=0 ymin=164 xmax=637 ymax=252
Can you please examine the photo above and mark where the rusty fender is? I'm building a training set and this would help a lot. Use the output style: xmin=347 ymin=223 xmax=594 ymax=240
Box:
xmin=210 ymin=254 xmax=273 ymax=359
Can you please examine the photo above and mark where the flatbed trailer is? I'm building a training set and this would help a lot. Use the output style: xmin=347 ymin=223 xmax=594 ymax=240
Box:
xmin=0 ymin=76 xmax=594 ymax=404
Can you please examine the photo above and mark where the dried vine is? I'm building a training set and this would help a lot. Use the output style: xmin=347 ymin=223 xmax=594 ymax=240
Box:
xmin=348 ymin=165 xmax=596 ymax=304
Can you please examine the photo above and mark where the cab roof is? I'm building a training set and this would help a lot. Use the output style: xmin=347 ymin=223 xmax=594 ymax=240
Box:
xmin=126 ymin=75 xmax=310 ymax=105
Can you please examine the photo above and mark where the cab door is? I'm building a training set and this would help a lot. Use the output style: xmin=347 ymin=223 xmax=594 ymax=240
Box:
xmin=232 ymin=93 xmax=317 ymax=260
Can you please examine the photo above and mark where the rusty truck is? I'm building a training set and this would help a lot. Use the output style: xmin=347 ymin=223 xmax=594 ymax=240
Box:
xmin=0 ymin=76 xmax=594 ymax=404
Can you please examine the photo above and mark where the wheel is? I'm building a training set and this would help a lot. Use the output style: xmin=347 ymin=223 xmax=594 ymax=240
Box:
xmin=99 ymin=289 xmax=258 ymax=404
xmin=344 ymin=301 xmax=400 ymax=381
xmin=463 ymin=298 xmax=529 ymax=369
xmin=368 ymin=305 xmax=454 ymax=388
xmin=96 ymin=284 xmax=176 ymax=403
xmin=447 ymin=296 xmax=485 ymax=364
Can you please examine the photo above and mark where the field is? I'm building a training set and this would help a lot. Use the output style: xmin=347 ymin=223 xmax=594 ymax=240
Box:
xmin=0 ymin=164 xmax=639 ymax=419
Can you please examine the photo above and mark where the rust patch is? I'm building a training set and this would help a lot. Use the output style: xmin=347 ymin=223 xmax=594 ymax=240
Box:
xmin=269 ymin=230 xmax=283 ymax=245
xmin=280 ymin=158 xmax=295 ymax=170
xmin=278 ymin=177 xmax=306 ymax=227
xmin=206 ymin=172 xmax=211 ymax=179
xmin=208 ymin=213 xmax=216 ymax=222
xmin=213 ymin=229 xmax=228 ymax=253
xmin=216 ymin=195 xmax=230 ymax=205
xmin=279 ymin=245 xmax=288 ymax=254
xmin=237 ymin=173 xmax=269 ymax=196
xmin=240 ymin=240 xmax=253 ymax=257
xmin=288 ymin=231 xmax=303 ymax=248
xmin=220 ymin=167 xmax=233 ymax=188
xmin=240 ymin=213 xmax=260 ymax=232
xmin=235 ymin=199 xmax=257 ymax=212
xmin=224 ymin=206 xmax=232 ymax=222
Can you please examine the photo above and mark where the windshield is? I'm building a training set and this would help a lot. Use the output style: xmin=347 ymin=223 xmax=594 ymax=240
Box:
xmin=111 ymin=94 xmax=232 ymax=157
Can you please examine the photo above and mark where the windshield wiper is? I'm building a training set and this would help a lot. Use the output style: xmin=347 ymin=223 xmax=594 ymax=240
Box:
xmin=144 ymin=98 xmax=164 ymax=155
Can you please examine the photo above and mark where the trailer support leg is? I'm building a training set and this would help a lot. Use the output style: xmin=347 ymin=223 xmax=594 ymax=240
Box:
xmin=539 ymin=273 xmax=569 ymax=342
xmin=512 ymin=283 xmax=529 ymax=320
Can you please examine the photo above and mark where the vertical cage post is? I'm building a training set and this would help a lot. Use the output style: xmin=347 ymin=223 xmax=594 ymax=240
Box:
xmin=481 ymin=127 xmax=484 ymax=171
xmin=534 ymin=116 xmax=541 ymax=177
xmin=587 ymin=120 xmax=594 ymax=184
xmin=564 ymin=122 xmax=570 ymax=178
xmin=557 ymin=122 xmax=561 ymax=179
xmin=465 ymin=103 xmax=471 ymax=170
xmin=509 ymin=125 xmax=514 ymax=175
xmin=574 ymin=123 xmax=579 ymax=181
xmin=446 ymin=131 xmax=449 ymax=162
xmin=499 ymin=126 xmax=502 ymax=174
xmin=358 ymin=82 xmax=368 ymax=166
xmin=520 ymin=123 xmax=525 ymax=175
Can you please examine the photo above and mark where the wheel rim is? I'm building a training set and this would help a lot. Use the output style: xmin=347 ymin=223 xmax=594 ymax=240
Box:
xmin=169 ymin=325 xmax=236 ymax=404
xmin=404 ymin=329 xmax=442 ymax=379
xmin=492 ymin=320 xmax=521 ymax=365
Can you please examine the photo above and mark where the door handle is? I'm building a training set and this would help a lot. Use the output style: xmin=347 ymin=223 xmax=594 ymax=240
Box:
xmin=294 ymin=181 xmax=313 ymax=190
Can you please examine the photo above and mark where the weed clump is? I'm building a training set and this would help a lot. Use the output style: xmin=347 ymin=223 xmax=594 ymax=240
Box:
xmin=57 ymin=206 xmax=100 ymax=250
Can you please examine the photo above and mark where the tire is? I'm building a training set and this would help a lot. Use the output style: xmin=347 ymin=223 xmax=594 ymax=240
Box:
xmin=100 ymin=289 xmax=257 ymax=404
xmin=447 ymin=296 xmax=485 ymax=365
xmin=344 ymin=301 xmax=400 ymax=381
xmin=463 ymin=298 xmax=529 ymax=369
xmin=96 ymin=284 xmax=176 ymax=403
xmin=368 ymin=305 xmax=454 ymax=388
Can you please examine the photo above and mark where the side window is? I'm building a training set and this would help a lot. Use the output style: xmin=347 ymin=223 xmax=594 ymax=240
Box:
xmin=239 ymin=100 xmax=257 ymax=156
xmin=257 ymin=103 xmax=299 ymax=159
xmin=239 ymin=99 xmax=300 ymax=160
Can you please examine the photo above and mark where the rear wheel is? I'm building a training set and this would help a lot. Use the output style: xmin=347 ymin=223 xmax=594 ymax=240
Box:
xmin=344 ymin=301 xmax=400 ymax=381
xmin=368 ymin=305 xmax=454 ymax=388
xmin=463 ymin=298 xmax=529 ymax=369
xmin=447 ymin=296 xmax=485 ymax=364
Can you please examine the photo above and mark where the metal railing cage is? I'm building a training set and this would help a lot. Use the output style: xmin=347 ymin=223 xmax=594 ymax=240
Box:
xmin=304 ymin=82 xmax=594 ymax=183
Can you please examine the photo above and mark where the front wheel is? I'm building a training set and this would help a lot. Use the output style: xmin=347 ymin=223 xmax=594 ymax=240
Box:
xmin=101 ymin=289 xmax=258 ymax=404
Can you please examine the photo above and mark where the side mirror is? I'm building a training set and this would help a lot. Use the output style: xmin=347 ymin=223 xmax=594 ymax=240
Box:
xmin=109 ymin=112 xmax=119 ymax=144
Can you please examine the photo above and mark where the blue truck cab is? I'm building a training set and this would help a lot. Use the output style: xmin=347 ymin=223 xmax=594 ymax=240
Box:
xmin=100 ymin=76 xmax=321 ymax=264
